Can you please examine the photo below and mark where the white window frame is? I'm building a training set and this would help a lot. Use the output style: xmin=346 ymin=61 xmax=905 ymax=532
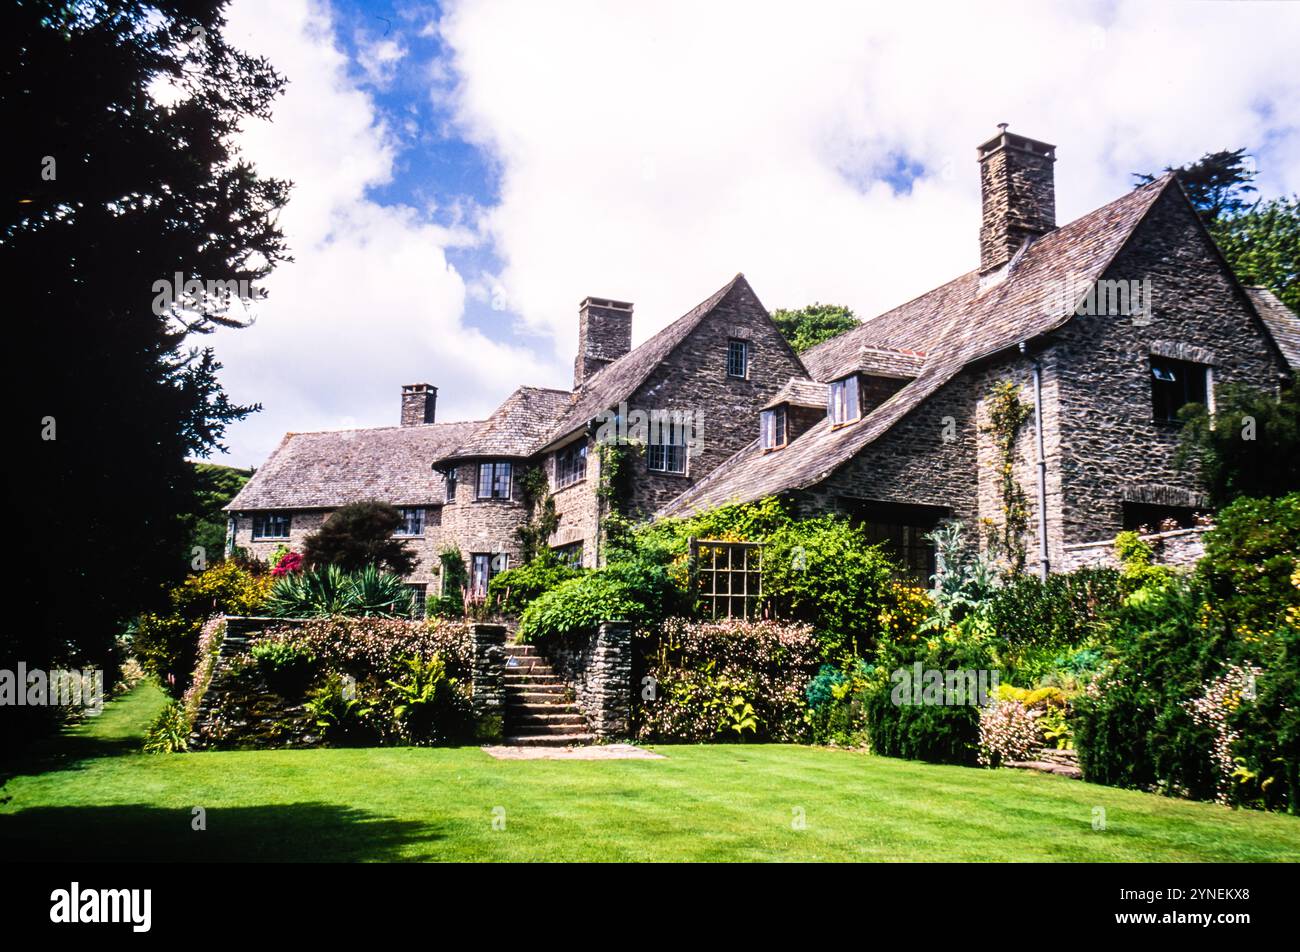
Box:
xmin=760 ymin=407 xmax=787 ymax=450
xmin=828 ymin=376 xmax=861 ymax=425
xmin=647 ymin=430 xmax=688 ymax=474
xmin=726 ymin=338 xmax=749 ymax=378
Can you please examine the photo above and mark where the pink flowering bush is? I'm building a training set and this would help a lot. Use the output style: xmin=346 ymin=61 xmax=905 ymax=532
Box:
xmin=1185 ymin=664 xmax=1264 ymax=805
xmin=635 ymin=617 xmax=819 ymax=742
xmin=271 ymin=550 xmax=304 ymax=577
xmin=978 ymin=698 xmax=1042 ymax=767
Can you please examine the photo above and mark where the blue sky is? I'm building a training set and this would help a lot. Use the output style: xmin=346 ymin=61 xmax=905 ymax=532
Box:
xmin=208 ymin=0 xmax=1300 ymax=468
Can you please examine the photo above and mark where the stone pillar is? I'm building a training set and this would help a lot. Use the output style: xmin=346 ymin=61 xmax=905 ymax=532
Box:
xmin=470 ymin=623 xmax=507 ymax=742
xmin=589 ymin=621 xmax=632 ymax=739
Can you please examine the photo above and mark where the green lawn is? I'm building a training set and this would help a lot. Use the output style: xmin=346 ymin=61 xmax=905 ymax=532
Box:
xmin=3 ymin=682 xmax=1298 ymax=862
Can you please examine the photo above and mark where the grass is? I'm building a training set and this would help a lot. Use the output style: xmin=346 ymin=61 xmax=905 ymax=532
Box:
xmin=2 ymin=682 xmax=1299 ymax=862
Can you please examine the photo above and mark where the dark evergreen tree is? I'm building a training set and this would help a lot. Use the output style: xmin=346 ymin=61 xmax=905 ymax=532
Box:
xmin=1 ymin=1 xmax=290 ymax=740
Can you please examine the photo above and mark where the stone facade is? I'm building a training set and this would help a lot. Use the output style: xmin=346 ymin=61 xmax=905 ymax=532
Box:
xmin=1061 ymin=525 xmax=1209 ymax=572
xmin=979 ymin=129 xmax=1057 ymax=274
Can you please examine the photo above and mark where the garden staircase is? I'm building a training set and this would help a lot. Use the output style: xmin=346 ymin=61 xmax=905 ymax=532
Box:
xmin=502 ymin=644 xmax=594 ymax=746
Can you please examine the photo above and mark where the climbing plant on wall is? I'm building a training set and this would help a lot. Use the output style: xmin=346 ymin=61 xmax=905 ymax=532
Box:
xmin=515 ymin=465 xmax=558 ymax=563
xmin=983 ymin=380 xmax=1033 ymax=573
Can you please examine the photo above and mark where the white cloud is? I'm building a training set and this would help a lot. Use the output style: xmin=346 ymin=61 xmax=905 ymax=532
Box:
xmin=437 ymin=0 xmax=1300 ymax=363
xmin=211 ymin=0 xmax=542 ymax=466
xmin=209 ymin=0 xmax=1300 ymax=467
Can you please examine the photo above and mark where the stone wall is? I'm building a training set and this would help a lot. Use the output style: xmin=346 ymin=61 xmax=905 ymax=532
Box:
xmin=1060 ymin=525 xmax=1209 ymax=572
xmin=546 ymin=433 xmax=603 ymax=568
xmin=1048 ymin=184 xmax=1288 ymax=549
xmin=437 ymin=460 xmax=529 ymax=581
xmin=622 ymin=279 xmax=808 ymax=520
xmin=470 ymin=622 xmax=506 ymax=742
xmin=541 ymin=621 xmax=633 ymax=739
xmin=230 ymin=506 xmax=448 ymax=589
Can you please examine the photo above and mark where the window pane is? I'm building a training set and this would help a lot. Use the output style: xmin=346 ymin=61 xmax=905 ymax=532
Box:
xmin=477 ymin=464 xmax=492 ymax=498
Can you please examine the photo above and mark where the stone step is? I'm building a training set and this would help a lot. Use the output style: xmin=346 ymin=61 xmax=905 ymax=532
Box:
xmin=512 ymin=712 xmax=587 ymax=727
xmin=502 ymin=733 xmax=595 ymax=747
xmin=502 ymin=644 xmax=538 ymax=657
xmin=504 ymin=662 xmax=555 ymax=676
xmin=507 ymin=697 xmax=575 ymax=710
xmin=504 ymin=718 xmax=588 ymax=734
xmin=504 ymin=674 xmax=562 ymax=685
xmin=503 ymin=683 xmax=566 ymax=695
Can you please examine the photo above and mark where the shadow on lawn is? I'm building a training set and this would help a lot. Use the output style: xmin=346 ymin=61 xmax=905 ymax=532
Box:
xmin=0 ymin=803 xmax=439 ymax=862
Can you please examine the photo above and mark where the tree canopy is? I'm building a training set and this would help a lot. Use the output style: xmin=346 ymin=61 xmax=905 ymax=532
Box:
xmin=303 ymin=502 xmax=418 ymax=576
xmin=770 ymin=303 xmax=860 ymax=353
xmin=1136 ymin=149 xmax=1298 ymax=311
xmin=2 ymin=0 xmax=291 ymax=717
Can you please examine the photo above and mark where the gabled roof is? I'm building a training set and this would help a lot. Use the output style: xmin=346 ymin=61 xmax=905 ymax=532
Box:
xmin=660 ymin=175 xmax=1175 ymax=517
xmin=226 ymin=420 xmax=480 ymax=511
xmin=434 ymin=386 xmax=573 ymax=464
xmin=538 ymin=274 xmax=760 ymax=450
xmin=1246 ymin=287 xmax=1300 ymax=372
xmin=763 ymin=377 xmax=827 ymax=411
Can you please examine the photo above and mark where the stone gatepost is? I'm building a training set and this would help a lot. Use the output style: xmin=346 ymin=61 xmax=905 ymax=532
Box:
xmin=589 ymin=621 xmax=632 ymax=738
xmin=470 ymin=622 xmax=507 ymax=742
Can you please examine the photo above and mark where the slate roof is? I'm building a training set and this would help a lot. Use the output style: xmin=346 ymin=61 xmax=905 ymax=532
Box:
xmin=660 ymin=175 xmax=1177 ymax=517
xmin=763 ymin=378 xmax=828 ymax=411
xmin=1247 ymin=287 xmax=1300 ymax=372
xmin=537 ymin=274 xmax=755 ymax=451
xmin=434 ymin=386 xmax=574 ymax=463
xmin=226 ymin=420 xmax=480 ymax=511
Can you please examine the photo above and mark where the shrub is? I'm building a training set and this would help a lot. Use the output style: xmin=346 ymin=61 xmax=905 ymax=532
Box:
xmin=305 ymin=673 xmax=380 ymax=746
xmin=635 ymin=617 xmax=819 ymax=743
xmin=264 ymin=565 xmax=410 ymax=618
xmin=977 ymin=699 xmax=1042 ymax=767
xmin=384 ymin=654 xmax=473 ymax=745
xmin=863 ymin=613 xmax=1002 ymax=765
xmin=517 ymin=572 xmax=640 ymax=642
xmin=487 ymin=557 xmax=584 ymax=616
xmin=250 ymin=638 xmax=316 ymax=696
xmin=268 ymin=617 xmax=471 ymax=681
xmin=805 ymin=660 xmax=874 ymax=746
xmin=1071 ymin=575 xmax=1222 ymax=798
xmin=1176 ymin=383 xmax=1300 ymax=505
xmin=133 ymin=561 xmax=271 ymax=694
xmin=143 ymin=701 xmax=191 ymax=754
xmin=270 ymin=550 xmax=304 ymax=576
xmin=428 ymin=547 xmax=470 ymax=618
xmin=302 ymin=500 xmax=417 ymax=575
xmin=985 ymin=567 xmax=1121 ymax=683
xmin=762 ymin=515 xmax=901 ymax=656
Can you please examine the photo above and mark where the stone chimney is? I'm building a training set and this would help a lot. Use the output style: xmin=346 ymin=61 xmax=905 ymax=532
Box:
xmin=401 ymin=383 xmax=437 ymax=426
xmin=574 ymin=297 xmax=633 ymax=387
xmin=978 ymin=124 xmax=1056 ymax=274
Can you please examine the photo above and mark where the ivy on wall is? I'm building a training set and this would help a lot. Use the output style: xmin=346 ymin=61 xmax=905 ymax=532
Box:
xmin=516 ymin=464 xmax=559 ymax=563
xmin=983 ymin=380 xmax=1033 ymax=574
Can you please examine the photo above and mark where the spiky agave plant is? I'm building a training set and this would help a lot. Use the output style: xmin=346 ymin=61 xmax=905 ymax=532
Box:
xmin=343 ymin=565 xmax=411 ymax=617
xmin=265 ymin=565 xmax=352 ymax=617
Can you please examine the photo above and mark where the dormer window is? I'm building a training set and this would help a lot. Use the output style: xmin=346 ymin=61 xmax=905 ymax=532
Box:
xmin=828 ymin=375 xmax=861 ymax=425
xmin=727 ymin=339 xmax=749 ymax=378
xmin=760 ymin=407 xmax=787 ymax=450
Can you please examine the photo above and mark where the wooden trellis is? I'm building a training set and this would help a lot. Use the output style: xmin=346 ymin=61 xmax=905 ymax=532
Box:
xmin=689 ymin=538 xmax=763 ymax=619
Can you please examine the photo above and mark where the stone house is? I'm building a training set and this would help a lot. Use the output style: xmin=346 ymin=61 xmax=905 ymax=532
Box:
xmin=227 ymin=126 xmax=1300 ymax=600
